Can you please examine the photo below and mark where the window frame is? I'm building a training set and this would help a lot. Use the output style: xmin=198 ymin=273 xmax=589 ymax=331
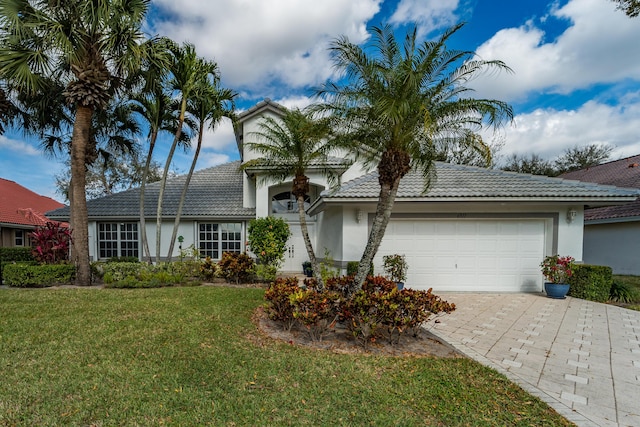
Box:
xmin=97 ymin=222 xmax=139 ymax=260
xmin=198 ymin=222 xmax=243 ymax=259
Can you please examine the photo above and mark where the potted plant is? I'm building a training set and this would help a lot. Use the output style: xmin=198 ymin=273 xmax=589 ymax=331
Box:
xmin=302 ymin=261 xmax=313 ymax=277
xmin=383 ymin=254 xmax=408 ymax=290
xmin=540 ymin=255 xmax=575 ymax=299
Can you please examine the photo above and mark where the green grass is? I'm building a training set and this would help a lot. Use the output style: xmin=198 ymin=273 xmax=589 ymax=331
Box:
xmin=0 ymin=287 xmax=573 ymax=426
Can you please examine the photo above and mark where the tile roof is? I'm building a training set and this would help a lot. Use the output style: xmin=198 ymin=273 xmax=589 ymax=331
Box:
xmin=559 ymin=155 xmax=640 ymax=221
xmin=317 ymin=162 xmax=640 ymax=202
xmin=46 ymin=161 xmax=255 ymax=220
xmin=560 ymin=154 xmax=640 ymax=189
xmin=0 ymin=178 xmax=64 ymax=227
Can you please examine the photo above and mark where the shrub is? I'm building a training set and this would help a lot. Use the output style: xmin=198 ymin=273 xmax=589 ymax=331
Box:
xmin=0 ymin=247 xmax=34 ymax=262
xmin=218 ymin=252 xmax=254 ymax=284
xmin=95 ymin=262 xmax=194 ymax=288
xmin=319 ymin=248 xmax=339 ymax=282
xmin=107 ymin=256 xmax=139 ymax=263
xmin=568 ymin=264 xmax=613 ymax=302
xmin=4 ymin=263 xmax=75 ymax=287
xmin=247 ymin=217 xmax=290 ymax=268
xmin=290 ymin=288 xmax=341 ymax=341
xmin=264 ymin=277 xmax=300 ymax=331
xmin=199 ymin=256 xmax=218 ymax=281
xmin=254 ymin=264 xmax=277 ymax=282
xmin=346 ymin=261 xmax=374 ymax=277
xmin=609 ymin=281 xmax=639 ymax=303
xmin=30 ymin=222 xmax=71 ymax=264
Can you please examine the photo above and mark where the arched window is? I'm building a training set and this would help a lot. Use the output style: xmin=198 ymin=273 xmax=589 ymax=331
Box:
xmin=272 ymin=191 xmax=311 ymax=213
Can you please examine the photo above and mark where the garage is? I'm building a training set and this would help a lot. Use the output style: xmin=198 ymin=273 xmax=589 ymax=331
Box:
xmin=374 ymin=219 xmax=545 ymax=292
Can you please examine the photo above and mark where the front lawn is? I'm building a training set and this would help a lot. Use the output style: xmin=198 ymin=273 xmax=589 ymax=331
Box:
xmin=0 ymin=287 xmax=573 ymax=426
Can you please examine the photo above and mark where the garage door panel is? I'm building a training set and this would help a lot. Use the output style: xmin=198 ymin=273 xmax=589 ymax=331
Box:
xmin=375 ymin=219 xmax=545 ymax=292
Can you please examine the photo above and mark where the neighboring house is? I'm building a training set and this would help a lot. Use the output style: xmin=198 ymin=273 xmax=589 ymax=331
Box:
xmin=47 ymin=99 xmax=640 ymax=292
xmin=0 ymin=178 xmax=65 ymax=248
xmin=560 ymin=155 xmax=640 ymax=275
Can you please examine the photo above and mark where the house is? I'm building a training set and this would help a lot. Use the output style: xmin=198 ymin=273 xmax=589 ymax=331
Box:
xmin=47 ymin=99 xmax=640 ymax=292
xmin=560 ymin=155 xmax=640 ymax=275
xmin=0 ymin=178 xmax=65 ymax=248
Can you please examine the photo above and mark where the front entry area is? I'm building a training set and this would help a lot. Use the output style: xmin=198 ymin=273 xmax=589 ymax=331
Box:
xmin=374 ymin=219 xmax=546 ymax=292
xmin=281 ymin=223 xmax=315 ymax=273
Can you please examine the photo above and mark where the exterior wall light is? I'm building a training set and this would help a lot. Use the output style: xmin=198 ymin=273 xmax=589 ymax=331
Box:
xmin=566 ymin=208 xmax=577 ymax=223
xmin=356 ymin=209 xmax=363 ymax=223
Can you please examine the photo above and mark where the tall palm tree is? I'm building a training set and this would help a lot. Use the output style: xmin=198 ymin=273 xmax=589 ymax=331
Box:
xmin=0 ymin=0 xmax=166 ymax=285
xmin=317 ymin=23 xmax=513 ymax=294
xmin=154 ymin=42 xmax=203 ymax=264
xmin=131 ymin=85 xmax=185 ymax=263
xmin=241 ymin=108 xmax=337 ymax=290
xmin=166 ymin=75 xmax=236 ymax=261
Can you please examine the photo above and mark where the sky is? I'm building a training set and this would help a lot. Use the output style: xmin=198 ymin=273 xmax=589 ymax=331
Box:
xmin=2 ymin=0 xmax=640 ymax=202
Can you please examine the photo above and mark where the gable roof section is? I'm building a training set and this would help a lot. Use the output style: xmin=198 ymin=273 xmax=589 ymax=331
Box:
xmin=559 ymin=155 xmax=640 ymax=222
xmin=234 ymin=98 xmax=286 ymax=156
xmin=560 ymin=154 xmax=640 ymax=189
xmin=0 ymin=178 xmax=64 ymax=227
xmin=46 ymin=161 xmax=255 ymax=220
xmin=309 ymin=162 xmax=640 ymax=214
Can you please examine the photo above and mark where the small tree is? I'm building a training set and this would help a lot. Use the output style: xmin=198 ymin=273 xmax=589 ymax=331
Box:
xmin=247 ymin=217 xmax=291 ymax=273
xmin=30 ymin=223 xmax=72 ymax=264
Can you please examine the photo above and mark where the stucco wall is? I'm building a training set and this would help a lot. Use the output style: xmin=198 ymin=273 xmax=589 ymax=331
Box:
xmin=584 ymin=221 xmax=640 ymax=275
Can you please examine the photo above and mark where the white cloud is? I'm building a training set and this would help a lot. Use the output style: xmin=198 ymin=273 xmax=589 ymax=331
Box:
xmin=201 ymin=117 xmax=236 ymax=151
xmin=489 ymin=99 xmax=640 ymax=161
xmin=389 ymin=0 xmax=460 ymax=36
xmin=200 ymin=152 xmax=232 ymax=168
xmin=149 ymin=0 xmax=381 ymax=94
xmin=472 ymin=0 xmax=640 ymax=102
xmin=0 ymin=135 xmax=41 ymax=155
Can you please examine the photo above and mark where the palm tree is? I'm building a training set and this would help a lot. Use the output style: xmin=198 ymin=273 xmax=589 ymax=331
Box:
xmin=154 ymin=42 xmax=203 ymax=264
xmin=241 ymin=108 xmax=337 ymax=290
xmin=0 ymin=0 xmax=166 ymax=285
xmin=316 ymin=23 xmax=513 ymax=294
xmin=131 ymin=85 xmax=184 ymax=263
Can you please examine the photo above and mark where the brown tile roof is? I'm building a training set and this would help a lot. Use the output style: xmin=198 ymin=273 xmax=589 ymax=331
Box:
xmin=559 ymin=155 xmax=640 ymax=221
xmin=560 ymin=155 xmax=640 ymax=189
xmin=0 ymin=178 xmax=64 ymax=227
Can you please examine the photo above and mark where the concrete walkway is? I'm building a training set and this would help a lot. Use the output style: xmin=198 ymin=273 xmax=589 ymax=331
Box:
xmin=428 ymin=293 xmax=640 ymax=427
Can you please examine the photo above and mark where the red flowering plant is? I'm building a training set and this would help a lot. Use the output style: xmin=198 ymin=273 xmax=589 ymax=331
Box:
xmin=540 ymin=255 xmax=575 ymax=284
xmin=30 ymin=222 xmax=72 ymax=264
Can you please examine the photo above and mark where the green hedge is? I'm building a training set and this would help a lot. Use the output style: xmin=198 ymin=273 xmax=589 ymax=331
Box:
xmin=346 ymin=261 xmax=374 ymax=276
xmin=0 ymin=247 xmax=34 ymax=262
xmin=3 ymin=263 xmax=75 ymax=288
xmin=568 ymin=264 xmax=613 ymax=303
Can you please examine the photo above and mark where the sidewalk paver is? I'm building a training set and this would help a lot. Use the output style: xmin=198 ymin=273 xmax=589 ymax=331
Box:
xmin=429 ymin=293 xmax=640 ymax=427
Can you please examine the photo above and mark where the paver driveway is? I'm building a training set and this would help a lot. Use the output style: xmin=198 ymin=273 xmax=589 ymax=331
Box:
xmin=428 ymin=293 xmax=640 ymax=427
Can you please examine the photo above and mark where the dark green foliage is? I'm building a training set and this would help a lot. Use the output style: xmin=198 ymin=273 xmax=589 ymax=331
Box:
xmin=93 ymin=261 xmax=195 ymax=288
xmin=0 ymin=247 xmax=34 ymax=262
xmin=346 ymin=261 xmax=373 ymax=276
xmin=4 ymin=263 xmax=75 ymax=287
xmin=264 ymin=275 xmax=456 ymax=348
xmin=568 ymin=264 xmax=613 ymax=302
xmin=107 ymin=256 xmax=139 ymax=263
xmin=217 ymin=252 xmax=254 ymax=284
xmin=247 ymin=217 xmax=290 ymax=267
xmin=609 ymin=281 xmax=640 ymax=303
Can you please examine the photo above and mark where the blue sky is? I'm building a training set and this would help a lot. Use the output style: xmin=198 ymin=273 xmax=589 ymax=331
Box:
xmin=2 ymin=0 xmax=640 ymax=202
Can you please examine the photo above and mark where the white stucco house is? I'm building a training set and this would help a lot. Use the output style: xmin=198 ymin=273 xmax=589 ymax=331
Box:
xmin=47 ymin=99 xmax=640 ymax=292
xmin=560 ymin=155 xmax=640 ymax=275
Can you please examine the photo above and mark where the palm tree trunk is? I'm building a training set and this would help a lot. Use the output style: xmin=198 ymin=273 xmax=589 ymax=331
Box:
xmin=296 ymin=193 xmax=323 ymax=290
xmin=70 ymin=105 xmax=93 ymax=285
xmin=139 ymin=132 xmax=157 ymax=264
xmin=155 ymin=99 xmax=186 ymax=264
xmin=166 ymin=124 xmax=202 ymax=261
xmin=351 ymin=177 xmax=401 ymax=294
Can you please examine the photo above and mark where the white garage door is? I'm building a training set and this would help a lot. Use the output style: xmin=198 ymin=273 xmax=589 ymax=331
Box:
xmin=374 ymin=219 xmax=545 ymax=292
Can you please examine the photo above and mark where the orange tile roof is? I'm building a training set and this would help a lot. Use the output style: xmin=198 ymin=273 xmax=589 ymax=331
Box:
xmin=0 ymin=178 xmax=65 ymax=227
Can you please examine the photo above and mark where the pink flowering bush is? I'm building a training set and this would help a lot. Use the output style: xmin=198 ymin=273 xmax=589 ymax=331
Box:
xmin=30 ymin=222 xmax=72 ymax=264
xmin=540 ymin=255 xmax=575 ymax=284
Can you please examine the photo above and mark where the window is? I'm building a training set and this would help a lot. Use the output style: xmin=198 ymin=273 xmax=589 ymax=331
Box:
xmin=14 ymin=230 xmax=24 ymax=246
xmin=271 ymin=191 xmax=310 ymax=213
xmin=98 ymin=223 xmax=139 ymax=259
xmin=198 ymin=223 xmax=242 ymax=259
